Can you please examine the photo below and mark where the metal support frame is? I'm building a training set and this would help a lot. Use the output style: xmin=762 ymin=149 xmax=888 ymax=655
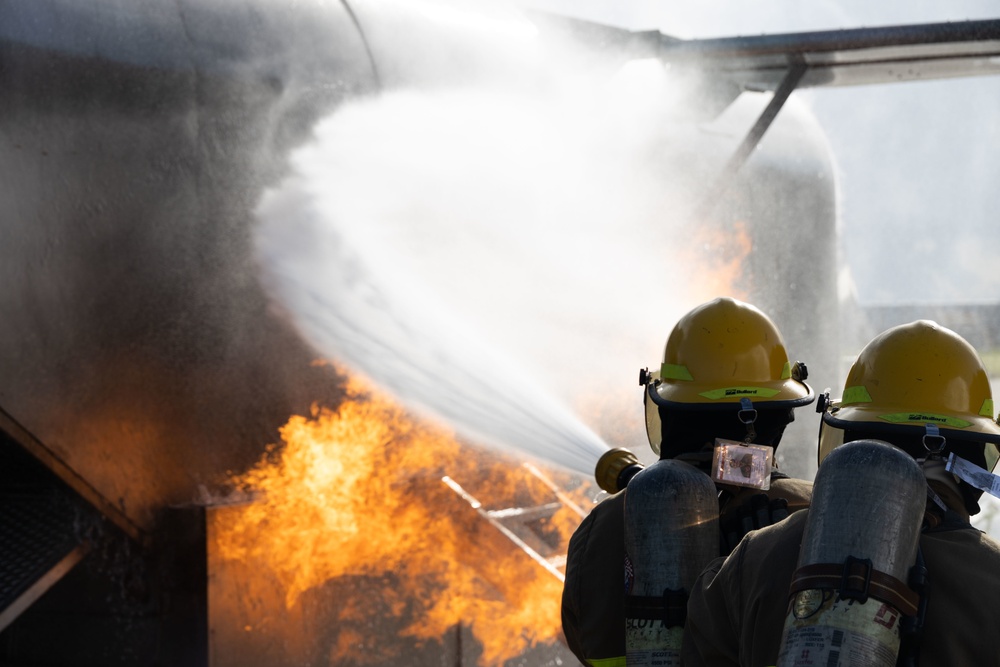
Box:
xmin=0 ymin=406 xmax=146 ymax=545
xmin=441 ymin=475 xmax=567 ymax=582
xmin=697 ymin=58 xmax=808 ymax=217
xmin=0 ymin=544 xmax=89 ymax=633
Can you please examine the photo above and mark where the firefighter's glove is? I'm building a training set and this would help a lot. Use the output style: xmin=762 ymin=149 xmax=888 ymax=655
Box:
xmin=720 ymin=494 xmax=789 ymax=554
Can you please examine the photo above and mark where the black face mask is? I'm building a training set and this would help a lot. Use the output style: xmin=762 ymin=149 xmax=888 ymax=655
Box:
xmin=658 ymin=407 xmax=795 ymax=461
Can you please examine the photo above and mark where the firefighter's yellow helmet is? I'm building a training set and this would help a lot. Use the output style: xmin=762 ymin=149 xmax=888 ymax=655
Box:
xmin=643 ymin=297 xmax=813 ymax=454
xmin=819 ymin=320 xmax=1000 ymax=472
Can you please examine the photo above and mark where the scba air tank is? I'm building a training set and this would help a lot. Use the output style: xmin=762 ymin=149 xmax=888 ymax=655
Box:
xmin=777 ymin=440 xmax=925 ymax=667
xmin=623 ymin=459 xmax=718 ymax=666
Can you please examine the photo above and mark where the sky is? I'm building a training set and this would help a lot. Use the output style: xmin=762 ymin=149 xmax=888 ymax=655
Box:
xmin=519 ymin=0 xmax=1000 ymax=306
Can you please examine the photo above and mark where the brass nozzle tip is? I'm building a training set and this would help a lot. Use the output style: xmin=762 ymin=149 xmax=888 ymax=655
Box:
xmin=595 ymin=448 xmax=641 ymax=494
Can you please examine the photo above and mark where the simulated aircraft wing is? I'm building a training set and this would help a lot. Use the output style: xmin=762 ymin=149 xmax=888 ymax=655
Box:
xmin=660 ymin=19 xmax=1000 ymax=92
xmin=667 ymin=19 xmax=1000 ymax=200
xmin=530 ymin=15 xmax=1000 ymax=90
xmin=527 ymin=16 xmax=1000 ymax=209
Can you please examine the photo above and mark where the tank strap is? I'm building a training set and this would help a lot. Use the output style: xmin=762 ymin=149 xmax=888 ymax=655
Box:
xmin=623 ymin=588 xmax=687 ymax=628
xmin=897 ymin=547 xmax=928 ymax=667
xmin=789 ymin=558 xmax=919 ymax=617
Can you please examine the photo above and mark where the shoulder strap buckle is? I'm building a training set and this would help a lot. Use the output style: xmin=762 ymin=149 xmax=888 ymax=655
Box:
xmin=838 ymin=555 xmax=873 ymax=603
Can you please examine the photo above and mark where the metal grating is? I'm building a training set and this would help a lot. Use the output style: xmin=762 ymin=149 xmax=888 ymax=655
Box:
xmin=0 ymin=432 xmax=88 ymax=626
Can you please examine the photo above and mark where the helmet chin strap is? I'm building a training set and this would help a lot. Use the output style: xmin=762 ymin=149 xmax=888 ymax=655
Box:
xmin=921 ymin=423 xmax=946 ymax=458
xmin=739 ymin=398 xmax=757 ymax=443
xmin=919 ymin=458 xmax=959 ymax=514
xmin=918 ymin=424 xmax=958 ymax=513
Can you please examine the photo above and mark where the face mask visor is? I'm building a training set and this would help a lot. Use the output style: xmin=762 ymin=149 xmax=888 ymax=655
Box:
xmin=641 ymin=368 xmax=663 ymax=456
xmin=817 ymin=415 xmax=846 ymax=466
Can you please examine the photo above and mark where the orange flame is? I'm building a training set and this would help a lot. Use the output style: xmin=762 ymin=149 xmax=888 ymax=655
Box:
xmin=689 ymin=219 xmax=753 ymax=302
xmin=215 ymin=373 xmax=592 ymax=665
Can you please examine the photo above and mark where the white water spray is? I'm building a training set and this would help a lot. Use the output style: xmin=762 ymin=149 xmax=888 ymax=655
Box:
xmin=253 ymin=65 xmax=743 ymax=476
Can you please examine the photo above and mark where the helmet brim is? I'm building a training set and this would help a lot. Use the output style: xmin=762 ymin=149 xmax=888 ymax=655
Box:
xmin=648 ymin=378 xmax=815 ymax=410
xmin=823 ymin=406 xmax=1000 ymax=471
xmin=828 ymin=404 xmax=1000 ymax=438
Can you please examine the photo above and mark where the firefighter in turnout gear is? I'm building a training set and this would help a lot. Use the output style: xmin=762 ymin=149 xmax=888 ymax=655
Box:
xmin=682 ymin=320 xmax=1000 ymax=667
xmin=561 ymin=297 xmax=816 ymax=666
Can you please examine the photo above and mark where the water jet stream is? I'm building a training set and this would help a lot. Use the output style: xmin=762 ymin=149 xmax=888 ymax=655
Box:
xmin=253 ymin=82 xmax=729 ymax=476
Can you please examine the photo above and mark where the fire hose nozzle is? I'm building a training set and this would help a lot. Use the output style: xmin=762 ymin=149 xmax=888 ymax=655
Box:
xmin=595 ymin=448 xmax=644 ymax=494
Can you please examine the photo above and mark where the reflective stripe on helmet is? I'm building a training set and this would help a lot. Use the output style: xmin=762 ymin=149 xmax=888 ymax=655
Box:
xmin=660 ymin=363 xmax=694 ymax=381
xmin=878 ymin=412 xmax=973 ymax=429
xmin=842 ymin=385 xmax=873 ymax=404
xmin=698 ymin=386 xmax=781 ymax=400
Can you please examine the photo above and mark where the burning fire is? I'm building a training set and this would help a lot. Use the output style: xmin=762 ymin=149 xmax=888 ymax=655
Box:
xmin=691 ymin=219 xmax=752 ymax=302
xmin=214 ymin=372 xmax=592 ymax=665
